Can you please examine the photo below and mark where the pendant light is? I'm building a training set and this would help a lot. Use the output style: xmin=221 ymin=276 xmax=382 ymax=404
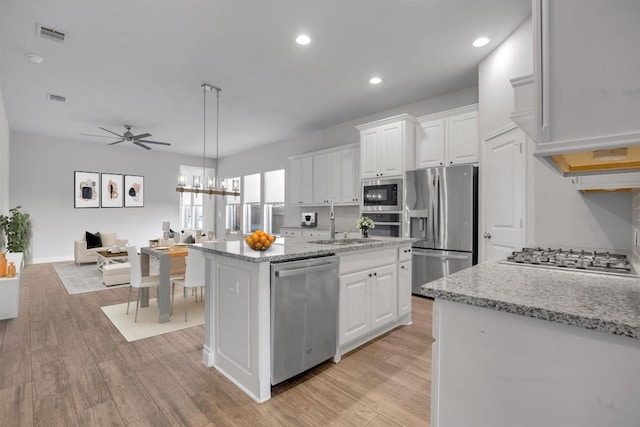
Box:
xmin=176 ymin=83 xmax=240 ymax=197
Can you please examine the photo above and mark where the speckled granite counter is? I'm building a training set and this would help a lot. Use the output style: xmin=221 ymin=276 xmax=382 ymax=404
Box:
xmin=190 ymin=236 xmax=414 ymax=263
xmin=421 ymin=261 xmax=640 ymax=339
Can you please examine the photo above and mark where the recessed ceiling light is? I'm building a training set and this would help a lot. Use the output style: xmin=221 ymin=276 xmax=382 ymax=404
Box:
xmin=27 ymin=54 xmax=44 ymax=64
xmin=472 ymin=37 xmax=490 ymax=47
xmin=369 ymin=77 xmax=382 ymax=85
xmin=296 ymin=34 xmax=311 ymax=45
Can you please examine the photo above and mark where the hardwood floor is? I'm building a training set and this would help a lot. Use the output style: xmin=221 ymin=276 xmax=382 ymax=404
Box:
xmin=0 ymin=263 xmax=433 ymax=426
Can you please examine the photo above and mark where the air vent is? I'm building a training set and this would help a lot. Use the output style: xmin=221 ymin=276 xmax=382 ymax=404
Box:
xmin=37 ymin=23 xmax=65 ymax=42
xmin=47 ymin=93 xmax=66 ymax=102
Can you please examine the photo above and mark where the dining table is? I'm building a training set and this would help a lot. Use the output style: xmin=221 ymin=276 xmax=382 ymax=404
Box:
xmin=139 ymin=245 xmax=189 ymax=323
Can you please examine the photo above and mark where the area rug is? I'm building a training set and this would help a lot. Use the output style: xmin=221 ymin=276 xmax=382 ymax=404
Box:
xmin=100 ymin=294 xmax=205 ymax=342
xmin=54 ymin=262 xmax=130 ymax=295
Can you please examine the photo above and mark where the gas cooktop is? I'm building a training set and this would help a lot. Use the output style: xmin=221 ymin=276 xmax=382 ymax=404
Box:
xmin=503 ymin=247 xmax=637 ymax=277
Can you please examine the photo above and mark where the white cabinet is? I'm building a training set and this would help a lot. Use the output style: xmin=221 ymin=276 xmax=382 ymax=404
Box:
xmin=397 ymin=246 xmax=412 ymax=318
xmin=302 ymin=229 xmax=329 ymax=238
xmin=416 ymin=106 xmax=479 ymax=168
xmin=338 ymin=247 xmax=410 ymax=349
xmin=357 ymin=114 xmax=416 ymax=179
xmin=289 ymin=156 xmax=313 ymax=205
xmin=313 ymin=151 xmax=341 ymax=205
xmin=340 ymin=147 xmax=360 ymax=204
xmin=280 ymin=228 xmax=302 ymax=237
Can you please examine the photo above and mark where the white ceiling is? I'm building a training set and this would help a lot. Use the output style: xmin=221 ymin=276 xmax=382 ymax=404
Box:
xmin=0 ymin=0 xmax=531 ymax=158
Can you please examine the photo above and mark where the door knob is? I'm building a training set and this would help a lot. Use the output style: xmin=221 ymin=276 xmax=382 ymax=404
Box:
xmin=483 ymin=232 xmax=492 ymax=239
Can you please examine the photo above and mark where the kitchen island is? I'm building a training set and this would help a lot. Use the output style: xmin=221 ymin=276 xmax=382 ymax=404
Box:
xmin=190 ymin=236 xmax=414 ymax=402
xmin=422 ymin=261 xmax=640 ymax=427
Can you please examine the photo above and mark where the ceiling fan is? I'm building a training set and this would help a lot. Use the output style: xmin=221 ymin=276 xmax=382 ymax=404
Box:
xmin=83 ymin=125 xmax=171 ymax=150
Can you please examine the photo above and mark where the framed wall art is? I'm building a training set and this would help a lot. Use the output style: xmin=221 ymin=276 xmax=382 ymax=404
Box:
xmin=101 ymin=173 xmax=123 ymax=208
xmin=74 ymin=171 xmax=100 ymax=208
xmin=124 ymin=175 xmax=144 ymax=207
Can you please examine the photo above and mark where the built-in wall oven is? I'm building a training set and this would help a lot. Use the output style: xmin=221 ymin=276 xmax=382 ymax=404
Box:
xmin=361 ymin=179 xmax=402 ymax=212
xmin=360 ymin=213 xmax=402 ymax=237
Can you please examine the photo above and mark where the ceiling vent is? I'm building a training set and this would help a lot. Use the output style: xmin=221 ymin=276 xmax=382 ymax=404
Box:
xmin=37 ymin=23 xmax=65 ymax=42
xmin=47 ymin=93 xmax=66 ymax=102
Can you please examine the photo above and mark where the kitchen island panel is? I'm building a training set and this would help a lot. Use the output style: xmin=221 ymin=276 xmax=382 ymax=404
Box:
xmin=432 ymin=298 xmax=640 ymax=427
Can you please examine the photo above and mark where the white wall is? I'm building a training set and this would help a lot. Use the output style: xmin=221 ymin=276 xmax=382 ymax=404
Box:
xmin=10 ymin=132 xmax=212 ymax=263
xmin=478 ymin=16 xmax=632 ymax=251
xmin=0 ymin=7 xmax=9 ymax=224
xmin=216 ymin=86 xmax=478 ymax=237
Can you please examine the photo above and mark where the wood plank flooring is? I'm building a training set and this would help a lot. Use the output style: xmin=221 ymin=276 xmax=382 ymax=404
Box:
xmin=0 ymin=263 xmax=433 ymax=426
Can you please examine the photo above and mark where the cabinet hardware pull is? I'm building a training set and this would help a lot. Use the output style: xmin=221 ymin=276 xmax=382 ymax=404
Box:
xmin=368 ymin=273 xmax=372 ymax=277
xmin=373 ymin=272 xmax=377 ymax=276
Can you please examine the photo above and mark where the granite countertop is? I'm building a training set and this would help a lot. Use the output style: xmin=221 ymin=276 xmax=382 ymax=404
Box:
xmin=421 ymin=261 xmax=640 ymax=339
xmin=190 ymin=236 xmax=415 ymax=263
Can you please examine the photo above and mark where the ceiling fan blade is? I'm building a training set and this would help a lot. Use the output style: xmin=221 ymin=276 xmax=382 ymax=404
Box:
xmin=132 ymin=133 xmax=151 ymax=140
xmin=138 ymin=139 xmax=171 ymax=146
xmin=99 ymin=127 xmax=123 ymax=138
xmin=82 ymin=133 xmax=121 ymax=139
xmin=108 ymin=139 xmax=125 ymax=145
xmin=134 ymin=141 xmax=152 ymax=150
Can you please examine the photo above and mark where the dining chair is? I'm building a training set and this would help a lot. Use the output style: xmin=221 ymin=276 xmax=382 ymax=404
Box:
xmin=126 ymin=246 xmax=161 ymax=323
xmin=171 ymin=249 xmax=205 ymax=322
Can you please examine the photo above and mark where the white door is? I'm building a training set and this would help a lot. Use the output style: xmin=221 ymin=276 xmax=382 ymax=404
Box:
xmin=370 ymin=264 xmax=398 ymax=330
xmin=313 ymin=153 xmax=328 ymax=204
xmin=380 ymin=122 xmax=403 ymax=177
xmin=338 ymin=271 xmax=371 ymax=346
xmin=447 ymin=111 xmax=479 ymax=165
xmin=341 ymin=147 xmax=359 ymax=204
xmin=360 ymin=129 xmax=379 ymax=179
xmin=416 ymin=118 xmax=446 ymax=169
xmin=397 ymin=260 xmax=412 ymax=317
xmin=482 ymin=127 xmax=526 ymax=262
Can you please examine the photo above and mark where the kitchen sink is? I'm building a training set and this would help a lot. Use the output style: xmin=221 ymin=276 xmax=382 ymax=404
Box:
xmin=309 ymin=238 xmax=374 ymax=245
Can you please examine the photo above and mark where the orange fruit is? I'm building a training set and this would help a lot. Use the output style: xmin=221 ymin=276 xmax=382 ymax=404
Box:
xmin=259 ymin=236 xmax=267 ymax=244
xmin=245 ymin=236 xmax=252 ymax=245
xmin=263 ymin=241 xmax=271 ymax=248
xmin=268 ymin=235 xmax=275 ymax=243
xmin=254 ymin=242 xmax=263 ymax=249
xmin=251 ymin=234 xmax=260 ymax=243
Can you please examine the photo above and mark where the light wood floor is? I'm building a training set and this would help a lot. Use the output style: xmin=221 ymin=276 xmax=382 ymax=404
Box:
xmin=0 ymin=263 xmax=433 ymax=426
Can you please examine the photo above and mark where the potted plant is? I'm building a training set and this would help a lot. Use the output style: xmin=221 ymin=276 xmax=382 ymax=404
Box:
xmin=356 ymin=216 xmax=375 ymax=238
xmin=0 ymin=206 xmax=31 ymax=253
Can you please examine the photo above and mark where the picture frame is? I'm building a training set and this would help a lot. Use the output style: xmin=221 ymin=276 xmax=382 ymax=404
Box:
xmin=101 ymin=173 xmax=123 ymax=208
xmin=124 ymin=175 xmax=144 ymax=207
xmin=74 ymin=171 xmax=100 ymax=208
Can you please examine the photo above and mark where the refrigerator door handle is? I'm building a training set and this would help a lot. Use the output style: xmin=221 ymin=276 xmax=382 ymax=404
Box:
xmin=413 ymin=252 xmax=471 ymax=261
xmin=435 ymin=175 xmax=441 ymax=244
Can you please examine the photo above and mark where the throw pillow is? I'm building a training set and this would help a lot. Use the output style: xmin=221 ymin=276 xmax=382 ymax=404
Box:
xmin=183 ymin=234 xmax=196 ymax=244
xmin=86 ymin=231 xmax=103 ymax=249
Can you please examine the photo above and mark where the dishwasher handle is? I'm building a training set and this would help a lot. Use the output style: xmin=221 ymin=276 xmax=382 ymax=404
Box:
xmin=274 ymin=261 xmax=337 ymax=278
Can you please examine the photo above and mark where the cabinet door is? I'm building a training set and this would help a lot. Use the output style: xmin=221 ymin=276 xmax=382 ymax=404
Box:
xmin=371 ymin=264 xmax=398 ymax=330
xmin=416 ymin=119 xmax=446 ymax=168
xmin=299 ymin=156 xmax=314 ymax=204
xmin=447 ymin=111 xmax=478 ymax=165
xmin=380 ymin=122 xmax=403 ymax=177
xmin=341 ymin=147 xmax=360 ymax=204
xmin=339 ymin=271 xmax=372 ymax=346
xmin=313 ymin=153 xmax=328 ymax=204
xmin=360 ymin=129 xmax=379 ymax=179
xmin=397 ymin=261 xmax=412 ymax=317
xmin=326 ymin=151 xmax=342 ymax=203
xmin=289 ymin=158 xmax=302 ymax=205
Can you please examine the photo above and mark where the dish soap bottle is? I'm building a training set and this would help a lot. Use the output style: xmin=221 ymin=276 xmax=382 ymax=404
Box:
xmin=0 ymin=252 xmax=6 ymax=277
xmin=6 ymin=262 xmax=16 ymax=278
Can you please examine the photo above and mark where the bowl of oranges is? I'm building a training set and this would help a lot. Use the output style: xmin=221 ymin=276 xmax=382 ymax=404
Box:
xmin=245 ymin=230 xmax=276 ymax=251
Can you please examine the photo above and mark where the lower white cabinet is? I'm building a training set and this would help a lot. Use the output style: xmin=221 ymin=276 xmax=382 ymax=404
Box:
xmin=370 ymin=264 xmax=398 ymax=330
xmin=397 ymin=260 xmax=412 ymax=317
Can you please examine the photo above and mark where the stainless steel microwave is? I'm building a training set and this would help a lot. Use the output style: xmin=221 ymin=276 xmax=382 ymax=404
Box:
xmin=361 ymin=178 xmax=403 ymax=212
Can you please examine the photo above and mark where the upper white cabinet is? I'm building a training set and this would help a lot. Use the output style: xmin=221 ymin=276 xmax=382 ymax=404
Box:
xmin=515 ymin=0 xmax=640 ymax=176
xmin=289 ymin=143 xmax=360 ymax=207
xmin=289 ymin=156 xmax=313 ymax=205
xmin=416 ymin=105 xmax=479 ymax=168
xmin=357 ymin=114 xmax=416 ymax=179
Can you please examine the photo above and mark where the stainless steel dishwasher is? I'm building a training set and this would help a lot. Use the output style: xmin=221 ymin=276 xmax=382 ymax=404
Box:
xmin=271 ymin=255 xmax=339 ymax=385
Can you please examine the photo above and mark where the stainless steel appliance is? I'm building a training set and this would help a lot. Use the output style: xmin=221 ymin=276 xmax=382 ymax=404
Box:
xmin=301 ymin=212 xmax=317 ymax=228
xmin=362 ymin=178 xmax=402 ymax=212
xmin=270 ymin=255 xmax=338 ymax=385
xmin=405 ymin=165 xmax=478 ymax=294
xmin=503 ymin=247 xmax=637 ymax=277
xmin=360 ymin=213 xmax=402 ymax=237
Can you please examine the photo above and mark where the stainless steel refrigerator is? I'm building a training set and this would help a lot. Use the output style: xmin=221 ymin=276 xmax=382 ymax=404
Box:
xmin=405 ymin=165 xmax=478 ymax=295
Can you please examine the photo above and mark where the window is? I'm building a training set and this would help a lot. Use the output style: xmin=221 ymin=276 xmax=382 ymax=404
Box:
xmin=179 ymin=165 xmax=212 ymax=230
xmin=263 ymin=169 xmax=285 ymax=235
xmin=224 ymin=177 xmax=241 ymax=233
xmin=243 ymin=173 xmax=261 ymax=233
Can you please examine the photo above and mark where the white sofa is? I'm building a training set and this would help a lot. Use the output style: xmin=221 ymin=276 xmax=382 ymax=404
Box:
xmin=74 ymin=232 xmax=128 ymax=265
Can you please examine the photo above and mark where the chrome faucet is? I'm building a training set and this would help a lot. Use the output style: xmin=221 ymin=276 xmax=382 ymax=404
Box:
xmin=329 ymin=201 xmax=336 ymax=240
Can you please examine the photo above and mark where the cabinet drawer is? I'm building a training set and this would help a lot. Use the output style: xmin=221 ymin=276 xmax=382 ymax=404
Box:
xmin=398 ymin=246 xmax=412 ymax=262
xmin=339 ymin=248 xmax=396 ymax=275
